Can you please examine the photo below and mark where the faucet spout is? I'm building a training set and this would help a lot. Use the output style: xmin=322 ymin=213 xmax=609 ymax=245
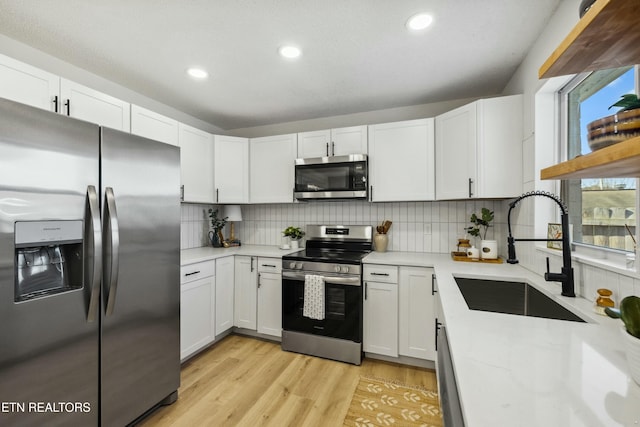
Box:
xmin=506 ymin=191 xmax=575 ymax=297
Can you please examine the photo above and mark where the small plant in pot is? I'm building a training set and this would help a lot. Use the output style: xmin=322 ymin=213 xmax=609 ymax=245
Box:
xmin=283 ymin=226 xmax=305 ymax=249
xmin=605 ymin=296 xmax=640 ymax=385
xmin=465 ymin=208 xmax=496 ymax=259
xmin=208 ymin=208 xmax=227 ymax=247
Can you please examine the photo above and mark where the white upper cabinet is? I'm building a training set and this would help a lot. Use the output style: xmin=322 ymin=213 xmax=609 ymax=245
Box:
xmin=178 ymin=123 xmax=215 ymax=204
xmin=0 ymin=55 xmax=131 ymax=131
xmin=435 ymin=94 xmax=523 ymax=200
xmin=0 ymin=53 xmax=59 ymax=111
xmin=131 ymin=105 xmax=179 ymax=146
xmin=214 ymin=135 xmax=249 ymax=204
xmin=297 ymin=125 xmax=367 ymax=158
xmin=249 ymin=134 xmax=297 ymax=203
xmin=368 ymin=118 xmax=435 ymax=202
xmin=60 ymin=79 xmax=131 ymax=131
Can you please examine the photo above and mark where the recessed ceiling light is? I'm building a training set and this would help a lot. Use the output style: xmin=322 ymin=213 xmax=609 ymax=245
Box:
xmin=186 ymin=67 xmax=208 ymax=79
xmin=279 ymin=45 xmax=302 ymax=59
xmin=406 ymin=13 xmax=433 ymax=31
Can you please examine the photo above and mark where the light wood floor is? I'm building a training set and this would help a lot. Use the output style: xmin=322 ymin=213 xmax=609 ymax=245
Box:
xmin=138 ymin=334 xmax=438 ymax=427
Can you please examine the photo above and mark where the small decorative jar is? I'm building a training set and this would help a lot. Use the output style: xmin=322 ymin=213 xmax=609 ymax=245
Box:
xmin=594 ymin=288 xmax=615 ymax=315
xmin=457 ymin=238 xmax=471 ymax=253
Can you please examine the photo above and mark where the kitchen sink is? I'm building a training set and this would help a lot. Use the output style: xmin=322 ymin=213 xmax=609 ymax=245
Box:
xmin=455 ymin=278 xmax=586 ymax=323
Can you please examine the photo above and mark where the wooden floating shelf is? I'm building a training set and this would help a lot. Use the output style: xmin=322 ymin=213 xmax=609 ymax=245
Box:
xmin=539 ymin=0 xmax=640 ymax=79
xmin=540 ymin=136 xmax=640 ymax=180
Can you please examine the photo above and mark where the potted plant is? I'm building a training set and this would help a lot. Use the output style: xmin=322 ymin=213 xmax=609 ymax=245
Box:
xmin=605 ymin=296 xmax=640 ymax=385
xmin=208 ymin=208 xmax=227 ymax=248
xmin=587 ymin=94 xmax=640 ymax=151
xmin=465 ymin=208 xmax=496 ymax=259
xmin=283 ymin=226 xmax=305 ymax=249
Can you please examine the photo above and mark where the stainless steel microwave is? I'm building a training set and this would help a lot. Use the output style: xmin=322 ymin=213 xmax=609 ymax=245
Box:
xmin=294 ymin=154 xmax=368 ymax=200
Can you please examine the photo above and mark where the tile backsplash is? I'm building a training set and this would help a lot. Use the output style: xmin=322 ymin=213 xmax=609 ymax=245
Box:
xmin=181 ymin=200 xmax=507 ymax=254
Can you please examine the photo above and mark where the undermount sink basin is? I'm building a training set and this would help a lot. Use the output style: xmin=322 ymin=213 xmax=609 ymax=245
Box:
xmin=455 ymin=278 xmax=586 ymax=323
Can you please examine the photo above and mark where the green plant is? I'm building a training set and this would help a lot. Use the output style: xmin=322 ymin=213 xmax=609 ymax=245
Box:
xmin=283 ymin=226 xmax=305 ymax=240
xmin=605 ymin=296 xmax=640 ymax=339
xmin=208 ymin=208 xmax=228 ymax=231
xmin=465 ymin=207 xmax=494 ymax=240
xmin=608 ymin=94 xmax=640 ymax=112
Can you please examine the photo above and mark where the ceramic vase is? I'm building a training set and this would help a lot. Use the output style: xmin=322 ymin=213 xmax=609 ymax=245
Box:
xmin=374 ymin=233 xmax=388 ymax=252
xmin=622 ymin=326 xmax=640 ymax=385
xmin=209 ymin=230 xmax=222 ymax=248
xmin=291 ymin=239 xmax=300 ymax=249
xmin=480 ymin=239 xmax=498 ymax=259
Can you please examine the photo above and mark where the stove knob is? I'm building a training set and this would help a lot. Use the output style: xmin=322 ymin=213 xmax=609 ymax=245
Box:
xmin=341 ymin=266 xmax=350 ymax=273
xmin=288 ymin=262 xmax=297 ymax=269
xmin=334 ymin=265 xmax=341 ymax=273
xmin=296 ymin=262 xmax=304 ymax=270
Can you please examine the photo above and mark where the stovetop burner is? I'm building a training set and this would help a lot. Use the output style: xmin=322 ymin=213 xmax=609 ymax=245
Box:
xmin=282 ymin=225 xmax=373 ymax=265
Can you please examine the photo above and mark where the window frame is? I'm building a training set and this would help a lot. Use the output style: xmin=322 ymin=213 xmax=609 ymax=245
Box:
xmin=557 ymin=66 xmax=640 ymax=269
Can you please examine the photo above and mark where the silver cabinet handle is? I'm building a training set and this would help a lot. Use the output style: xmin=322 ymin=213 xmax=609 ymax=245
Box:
xmin=103 ymin=187 xmax=120 ymax=317
xmin=85 ymin=185 xmax=102 ymax=322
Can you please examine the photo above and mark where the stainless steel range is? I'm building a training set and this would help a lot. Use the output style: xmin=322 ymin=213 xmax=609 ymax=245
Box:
xmin=281 ymin=225 xmax=372 ymax=365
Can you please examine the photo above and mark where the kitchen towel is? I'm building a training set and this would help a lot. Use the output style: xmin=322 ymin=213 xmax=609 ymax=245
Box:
xmin=303 ymin=274 xmax=325 ymax=320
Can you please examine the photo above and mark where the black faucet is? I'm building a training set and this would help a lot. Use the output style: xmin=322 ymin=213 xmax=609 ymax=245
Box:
xmin=507 ymin=191 xmax=575 ymax=297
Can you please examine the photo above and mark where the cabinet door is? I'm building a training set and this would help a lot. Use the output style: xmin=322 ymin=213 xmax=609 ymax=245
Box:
xmin=363 ymin=281 xmax=398 ymax=357
xmin=130 ymin=104 xmax=178 ymax=146
xmin=297 ymin=129 xmax=330 ymax=158
xmin=179 ymin=123 xmax=214 ymax=203
xmin=214 ymin=135 xmax=249 ymax=203
xmin=0 ymin=53 xmax=59 ymax=112
xmin=180 ymin=276 xmax=214 ymax=361
xmin=435 ymin=102 xmax=477 ymax=200
xmin=257 ymin=272 xmax=282 ymax=337
xmin=249 ymin=134 xmax=297 ymax=203
xmin=215 ymin=256 xmax=235 ymax=335
xmin=399 ymin=267 xmax=435 ymax=360
xmin=476 ymin=95 xmax=523 ymax=198
xmin=368 ymin=118 xmax=435 ymax=201
xmin=331 ymin=125 xmax=368 ymax=156
xmin=234 ymin=256 xmax=257 ymax=330
xmin=60 ymin=79 xmax=131 ymax=131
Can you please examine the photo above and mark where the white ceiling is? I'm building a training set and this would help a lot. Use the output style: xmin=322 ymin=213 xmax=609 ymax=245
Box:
xmin=0 ymin=0 xmax=561 ymax=131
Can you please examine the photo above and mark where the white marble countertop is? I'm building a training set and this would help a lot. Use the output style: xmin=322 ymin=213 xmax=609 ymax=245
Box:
xmin=181 ymin=244 xmax=302 ymax=265
xmin=181 ymin=246 xmax=640 ymax=425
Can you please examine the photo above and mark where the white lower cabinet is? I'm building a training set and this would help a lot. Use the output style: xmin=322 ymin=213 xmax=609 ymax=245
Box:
xmin=257 ymin=270 xmax=282 ymax=337
xmin=399 ymin=267 xmax=436 ymax=360
xmin=363 ymin=265 xmax=399 ymax=357
xmin=180 ymin=260 xmax=215 ymax=361
xmin=215 ymin=256 xmax=235 ymax=335
xmin=234 ymin=256 xmax=258 ymax=330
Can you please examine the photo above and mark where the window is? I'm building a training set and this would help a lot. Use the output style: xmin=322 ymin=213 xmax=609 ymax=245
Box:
xmin=560 ymin=66 xmax=639 ymax=252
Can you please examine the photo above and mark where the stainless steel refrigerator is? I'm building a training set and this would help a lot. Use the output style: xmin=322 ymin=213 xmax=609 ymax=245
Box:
xmin=0 ymin=97 xmax=181 ymax=426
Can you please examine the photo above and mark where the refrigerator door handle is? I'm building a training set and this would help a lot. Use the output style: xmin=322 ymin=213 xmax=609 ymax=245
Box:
xmin=86 ymin=185 xmax=102 ymax=322
xmin=103 ymin=187 xmax=120 ymax=317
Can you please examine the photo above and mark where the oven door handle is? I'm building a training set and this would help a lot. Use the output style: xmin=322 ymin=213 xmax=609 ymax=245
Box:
xmin=282 ymin=271 xmax=361 ymax=286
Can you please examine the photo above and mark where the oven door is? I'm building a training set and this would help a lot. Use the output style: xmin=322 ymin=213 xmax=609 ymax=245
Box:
xmin=294 ymin=155 xmax=367 ymax=200
xmin=282 ymin=270 xmax=362 ymax=342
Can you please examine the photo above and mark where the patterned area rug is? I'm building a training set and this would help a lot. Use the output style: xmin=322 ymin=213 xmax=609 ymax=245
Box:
xmin=343 ymin=376 xmax=442 ymax=427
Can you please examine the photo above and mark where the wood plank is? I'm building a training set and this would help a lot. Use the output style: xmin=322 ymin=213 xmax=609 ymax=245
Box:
xmin=540 ymin=136 xmax=640 ymax=180
xmin=138 ymin=335 xmax=437 ymax=426
xmin=539 ymin=0 xmax=640 ymax=79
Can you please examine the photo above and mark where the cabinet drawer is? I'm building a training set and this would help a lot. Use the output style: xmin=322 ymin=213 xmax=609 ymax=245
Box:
xmin=257 ymin=258 xmax=282 ymax=273
xmin=180 ymin=260 xmax=215 ymax=284
xmin=363 ymin=265 xmax=398 ymax=283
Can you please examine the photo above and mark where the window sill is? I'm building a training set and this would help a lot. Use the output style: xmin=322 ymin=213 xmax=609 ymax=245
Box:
xmin=535 ymin=244 xmax=638 ymax=279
